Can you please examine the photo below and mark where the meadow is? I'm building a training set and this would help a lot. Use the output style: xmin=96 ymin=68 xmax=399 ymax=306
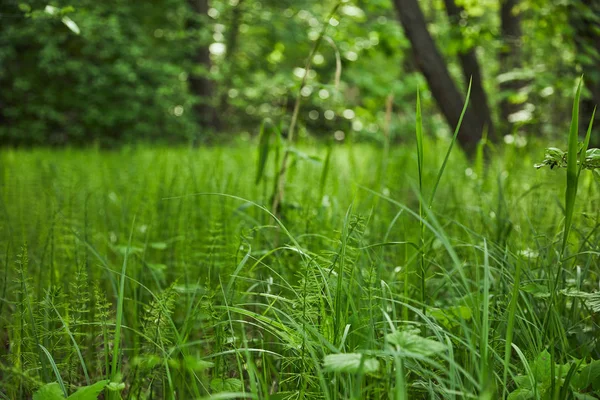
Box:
xmin=1 ymin=126 xmax=599 ymax=399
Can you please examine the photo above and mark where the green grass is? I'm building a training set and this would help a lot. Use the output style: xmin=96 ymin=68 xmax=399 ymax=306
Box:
xmin=1 ymin=124 xmax=599 ymax=399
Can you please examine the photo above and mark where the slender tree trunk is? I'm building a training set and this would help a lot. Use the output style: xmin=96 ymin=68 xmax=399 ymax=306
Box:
xmin=392 ymin=0 xmax=486 ymax=153
xmin=187 ymin=0 xmax=219 ymax=136
xmin=570 ymin=0 xmax=600 ymax=140
xmin=443 ymin=0 xmax=494 ymax=139
xmin=499 ymin=0 xmax=525 ymax=130
xmin=218 ymin=0 xmax=245 ymax=127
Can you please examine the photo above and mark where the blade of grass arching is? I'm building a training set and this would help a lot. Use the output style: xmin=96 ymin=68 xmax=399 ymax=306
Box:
xmin=225 ymin=242 xmax=251 ymax=303
xmin=110 ymin=217 xmax=135 ymax=397
xmin=51 ymin=304 xmax=91 ymax=385
xmin=502 ymin=258 xmax=522 ymax=399
xmin=39 ymin=344 xmax=68 ymax=397
xmin=428 ymin=78 xmax=472 ymax=208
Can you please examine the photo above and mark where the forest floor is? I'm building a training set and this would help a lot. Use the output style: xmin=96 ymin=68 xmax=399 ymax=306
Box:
xmin=1 ymin=141 xmax=599 ymax=399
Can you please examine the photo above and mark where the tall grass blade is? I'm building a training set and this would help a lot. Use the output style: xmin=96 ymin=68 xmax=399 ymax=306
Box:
xmin=428 ymin=78 xmax=472 ymax=208
xmin=38 ymin=344 xmax=67 ymax=397
xmin=110 ymin=217 xmax=135 ymax=396
xmin=562 ymin=78 xmax=583 ymax=255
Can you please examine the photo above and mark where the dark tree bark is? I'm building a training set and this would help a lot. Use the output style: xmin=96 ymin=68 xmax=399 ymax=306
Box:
xmin=499 ymin=0 xmax=525 ymax=130
xmin=570 ymin=0 xmax=600 ymax=140
xmin=218 ymin=0 xmax=245 ymax=125
xmin=187 ymin=0 xmax=219 ymax=134
xmin=443 ymin=0 xmax=494 ymax=139
xmin=392 ymin=0 xmax=487 ymax=153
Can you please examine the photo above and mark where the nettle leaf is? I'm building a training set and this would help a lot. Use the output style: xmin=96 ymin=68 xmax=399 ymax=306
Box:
xmin=210 ymin=378 xmax=243 ymax=392
xmin=323 ymin=353 xmax=380 ymax=374
xmin=67 ymin=380 xmax=109 ymax=400
xmin=33 ymin=383 xmax=65 ymax=400
xmin=386 ymin=331 xmax=446 ymax=357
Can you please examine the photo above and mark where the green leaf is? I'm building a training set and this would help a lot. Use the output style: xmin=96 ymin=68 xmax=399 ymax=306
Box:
xmin=322 ymin=353 xmax=380 ymax=374
xmin=210 ymin=378 xmax=243 ymax=392
xmin=67 ymin=380 xmax=109 ymax=400
xmin=507 ymin=387 xmax=534 ymax=400
xmin=149 ymin=242 xmax=167 ymax=250
xmin=33 ymin=383 xmax=65 ymax=400
xmin=532 ymin=350 xmax=552 ymax=384
xmin=521 ymin=283 xmax=550 ymax=298
xmin=61 ymin=16 xmax=80 ymax=35
xmin=563 ymin=78 xmax=583 ymax=253
xmin=386 ymin=331 xmax=446 ymax=357
xmin=574 ymin=360 xmax=600 ymax=390
xmin=44 ymin=5 xmax=59 ymax=15
xmin=18 ymin=3 xmax=31 ymax=12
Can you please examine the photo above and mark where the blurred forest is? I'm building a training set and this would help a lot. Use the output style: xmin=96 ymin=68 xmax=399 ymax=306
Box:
xmin=0 ymin=0 xmax=598 ymax=149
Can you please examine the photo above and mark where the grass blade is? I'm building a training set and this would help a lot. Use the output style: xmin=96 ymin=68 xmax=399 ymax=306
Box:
xmin=38 ymin=344 xmax=68 ymax=397
xmin=110 ymin=217 xmax=136 ymax=397
xmin=428 ymin=78 xmax=472 ymax=208
xmin=562 ymin=78 xmax=583 ymax=255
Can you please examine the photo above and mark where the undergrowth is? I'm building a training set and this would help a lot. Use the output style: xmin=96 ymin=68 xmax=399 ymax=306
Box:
xmin=1 ymin=94 xmax=599 ymax=399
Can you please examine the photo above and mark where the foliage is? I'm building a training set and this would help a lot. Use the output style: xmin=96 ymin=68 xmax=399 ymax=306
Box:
xmin=33 ymin=380 xmax=108 ymax=400
xmin=1 ymin=0 xmax=596 ymax=145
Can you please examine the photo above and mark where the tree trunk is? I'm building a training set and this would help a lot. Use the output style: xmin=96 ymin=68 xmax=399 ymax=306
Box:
xmin=570 ymin=0 xmax=600 ymax=140
xmin=499 ymin=0 xmax=525 ymax=130
xmin=187 ymin=0 xmax=219 ymax=135
xmin=218 ymin=0 xmax=245 ymax=127
xmin=443 ymin=0 xmax=494 ymax=139
xmin=392 ymin=0 xmax=486 ymax=153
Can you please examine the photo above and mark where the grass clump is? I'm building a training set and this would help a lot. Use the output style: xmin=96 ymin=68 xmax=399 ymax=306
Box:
xmin=1 ymin=92 xmax=600 ymax=399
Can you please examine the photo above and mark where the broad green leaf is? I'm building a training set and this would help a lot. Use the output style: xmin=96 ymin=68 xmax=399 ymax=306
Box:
xmin=33 ymin=383 xmax=64 ymax=400
xmin=573 ymin=360 xmax=600 ymax=390
xmin=323 ymin=353 xmax=380 ymax=374
xmin=67 ymin=380 xmax=109 ymax=400
xmin=507 ymin=387 xmax=534 ymax=400
xmin=532 ymin=350 xmax=552 ymax=384
xmin=211 ymin=378 xmax=243 ymax=392
xmin=386 ymin=331 xmax=446 ymax=357
xmin=521 ymin=283 xmax=550 ymax=298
